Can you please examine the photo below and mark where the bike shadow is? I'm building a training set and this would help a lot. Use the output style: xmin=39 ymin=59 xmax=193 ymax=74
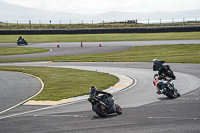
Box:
xmin=92 ymin=114 xmax=119 ymax=119
xmin=158 ymin=97 xmax=176 ymax=101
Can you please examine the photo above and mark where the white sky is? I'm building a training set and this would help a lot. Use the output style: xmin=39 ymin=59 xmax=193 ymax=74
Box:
xmin=2 ymin=0 xmax=200 ymax=15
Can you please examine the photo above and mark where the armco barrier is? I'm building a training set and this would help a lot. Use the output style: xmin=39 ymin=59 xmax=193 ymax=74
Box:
xmin=0 ymin=26 xmax=200 ymax=35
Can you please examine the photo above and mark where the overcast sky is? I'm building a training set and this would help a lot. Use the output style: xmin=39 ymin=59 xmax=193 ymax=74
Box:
xmin=2 ymin=0 xmax=200 ymax=15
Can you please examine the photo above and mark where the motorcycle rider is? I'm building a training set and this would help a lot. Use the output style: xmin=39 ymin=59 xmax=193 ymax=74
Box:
xmin=89 ymin=86 xmax=115 ymax=111
xmin=153 ymin=74 xmax=170 ymax=94
xmin=18 ymin=36 xmax=22 ymax=43
xmin=153 ymin=58 xmax=175 ymax=79
xmin=89 ymin=86 xmax=113 ymax=99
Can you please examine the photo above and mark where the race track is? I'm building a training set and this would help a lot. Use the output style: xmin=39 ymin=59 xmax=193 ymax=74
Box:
xmin=0 ymin=40 xmax=200 ymax=132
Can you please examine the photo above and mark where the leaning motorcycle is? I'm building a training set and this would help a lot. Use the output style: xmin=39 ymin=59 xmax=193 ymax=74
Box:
xmin=162 ymin=67 xmax=176 ymax=80
xmin=17 ymin=38 xmax=28 ymax=45
xmin=156 ymin=79 xmax=180 ymax=99
xmin=88 ymin=94 xmax=122 ymax=117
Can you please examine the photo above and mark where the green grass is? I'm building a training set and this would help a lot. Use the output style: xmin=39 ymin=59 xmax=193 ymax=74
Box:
xmin=1 ymin=44 xmax=199 ymax=63
xmin=1 ymin=32 xmax=200 ymax=43
xmin=0 ymin=66 xmax=118 ymax=101
xmin=0 ymin=47 xmax=49 ymax=55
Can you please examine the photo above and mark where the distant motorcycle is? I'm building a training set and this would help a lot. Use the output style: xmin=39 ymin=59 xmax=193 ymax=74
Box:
xmin=153 ymin=75 xmax=180 ymax=99
xmin=17 ymin=38 xmax=28 ymax=45
xmin=88 ymin=94 xmax=122 ymax=117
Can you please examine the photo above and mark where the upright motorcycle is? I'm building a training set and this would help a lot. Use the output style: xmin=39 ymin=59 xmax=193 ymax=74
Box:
xmin=88 ymin=94 xmax=122 ymax=117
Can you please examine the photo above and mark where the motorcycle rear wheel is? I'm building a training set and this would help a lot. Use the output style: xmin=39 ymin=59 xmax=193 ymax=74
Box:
xmin=94 ymin=103 xmax=107 ymax=117
xmin=167 ymin=71 xmax=176 ymax=79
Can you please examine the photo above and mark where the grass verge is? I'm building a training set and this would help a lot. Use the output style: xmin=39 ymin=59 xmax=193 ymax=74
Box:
xmin=1 ymin=44 xmax=200 ymax=63
xmin=0 ymin=32 xmax=200 ymax=43
xmin=0 ymin=66 xmax=119 ymax=101
xmin=0 ymin=47 xmax=49 ymax=55
xmin=1 ymin=22 xmax=199 ymax=29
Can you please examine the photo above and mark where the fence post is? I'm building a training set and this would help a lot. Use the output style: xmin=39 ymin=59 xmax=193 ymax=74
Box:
xmin=29 ymin=20 xmax=31 ymax=29
xmin=6 ymin=21 xmax=8 ymax=28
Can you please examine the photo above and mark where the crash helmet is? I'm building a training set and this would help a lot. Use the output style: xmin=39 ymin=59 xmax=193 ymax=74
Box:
xmin=90 ymin=86 xmax=97 ymax=96
xmin=153 ymin=58 xmax=158 ymax=63
xmin=154 ymin=74 xmax=159 ymax=78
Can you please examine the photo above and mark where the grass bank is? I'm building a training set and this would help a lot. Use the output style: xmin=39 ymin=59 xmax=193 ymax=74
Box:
xmin=1 ymin=22 xmax=200 ymax=29
xmin=0 ymin=32 xmax=200 ymax=43
xmin=0 ymin=21 xmax=199 ymax=30
xmin=0 ymin=66 xmax=119 ymax=101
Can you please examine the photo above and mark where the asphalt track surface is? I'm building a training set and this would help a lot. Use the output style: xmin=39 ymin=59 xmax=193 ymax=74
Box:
xmin=0 ymin=40 xmax=200 ymax=133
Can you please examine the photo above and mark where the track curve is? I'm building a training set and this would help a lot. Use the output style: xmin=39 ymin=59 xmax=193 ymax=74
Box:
xmin=1 ymin=40 xmax=200 ymax=59
xmin=0 ymin=41 xmax=200 ymax=132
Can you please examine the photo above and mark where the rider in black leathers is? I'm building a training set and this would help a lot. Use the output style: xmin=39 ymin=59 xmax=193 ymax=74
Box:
xmin=153 ymin=58 xmax=175 ymax=79
xmin=89 ymin=86 xmax=114 ymax=111
xmin=89 ymin=86 xmax=112 ymax=99
xmin=17 ymin=36 xmax=22 ymax=43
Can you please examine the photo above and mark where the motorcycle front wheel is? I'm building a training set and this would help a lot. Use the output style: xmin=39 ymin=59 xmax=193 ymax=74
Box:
xmin=115 ymin=104 xmax=122 ymax=114
xmin=163 ymin=88 xmax=176 ymax=99
xmin=94 ymin=103 xmax=107 ymax=117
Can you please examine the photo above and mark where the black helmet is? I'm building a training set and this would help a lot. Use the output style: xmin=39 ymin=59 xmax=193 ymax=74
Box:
xmin=90 ymin=86 xmax=96 ymax=96
xmin=154 ymin=74 xmax=158 ymax=78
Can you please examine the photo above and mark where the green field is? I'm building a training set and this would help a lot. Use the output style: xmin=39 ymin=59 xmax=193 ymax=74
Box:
xmin=0 ymin=66 xmax=118 ymax=101
xmin=1 ymin=32 xmax=200 ymax=43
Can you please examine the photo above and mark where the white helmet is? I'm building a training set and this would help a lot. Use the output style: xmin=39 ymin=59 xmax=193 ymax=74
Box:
xmin=153 ymin=58 xmax=158 ymax=63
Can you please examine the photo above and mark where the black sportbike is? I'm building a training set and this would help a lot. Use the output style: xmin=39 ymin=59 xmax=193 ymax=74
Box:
xmin=88 ymin=94 xmax=122 ymax=117
xmin=162 ymin=66 xmax=176 ymax=80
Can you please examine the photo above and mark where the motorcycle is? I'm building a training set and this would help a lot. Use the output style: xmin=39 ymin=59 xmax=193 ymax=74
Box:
xmin=153 ymin=75 xmax=180 ymax=99
xmin=88 ymin=94 xmax=122 ymax=117
xmin=17 ymin=38 xmax=28 ymax=45
xmin=162 ymin=66 xmax=176 ymax=80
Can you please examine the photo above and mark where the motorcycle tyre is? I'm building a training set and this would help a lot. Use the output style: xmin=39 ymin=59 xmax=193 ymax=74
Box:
xmin=94 ymin=103 xmax=107 ymax=117
xmin=163 ymin=88 xmax=176 ymax=99
xmin=115 ymin=104 xmax=122 ymax=114
xmin=167 ymin=71 xmax=176 ymax=80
